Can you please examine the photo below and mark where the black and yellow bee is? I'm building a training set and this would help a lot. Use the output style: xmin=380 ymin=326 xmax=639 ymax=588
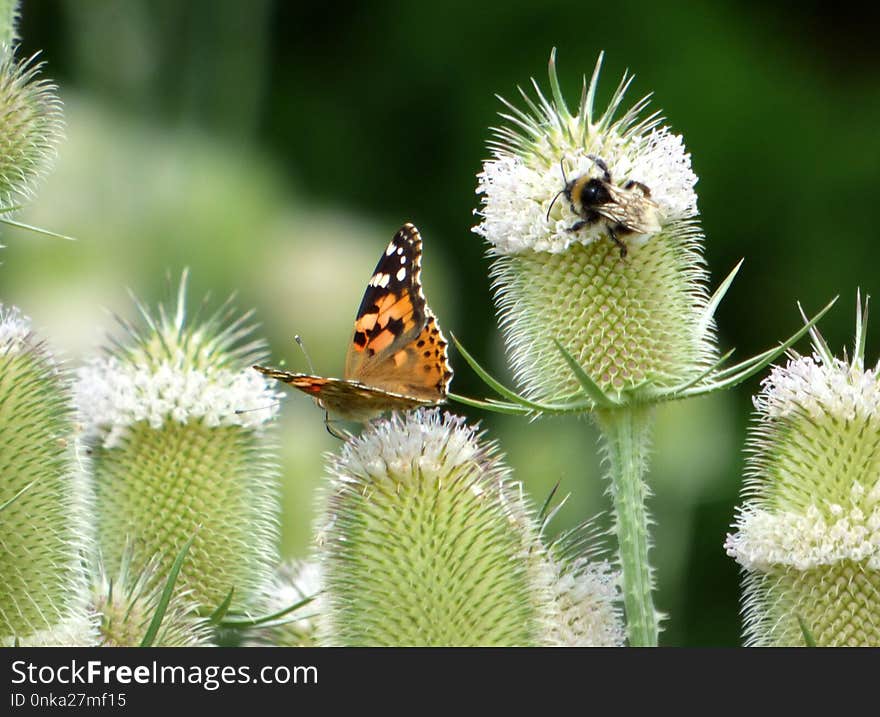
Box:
xmin=547 ymin=155 xmax=661 ymax=258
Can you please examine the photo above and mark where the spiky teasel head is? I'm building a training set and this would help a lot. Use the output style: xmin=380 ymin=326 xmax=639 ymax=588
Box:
xmin=244 ymin=560 xmax=321 ymax=647
xmin=543 ymin=521 xmax=625 ymax=646
xmin=92 ymin=549 xmax=213 ymax=647
xmin=0 ymin=306 xmax=96 ymax=646
xmin=317 ymin=409 xmax=561 ymax=646
xmin=475 ymin=51 xmax=713 ymax=402
xmin=75 ymin=272 xmax=283 ymax=618
xmin=0 ymin=47 xmax=63 ymax=208
xmin=725 ymin=296 xmax=880 ymax=646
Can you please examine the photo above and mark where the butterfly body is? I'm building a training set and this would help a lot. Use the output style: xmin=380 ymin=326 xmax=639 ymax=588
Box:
xmin=254 ymin=223 xmax=452 ymax=424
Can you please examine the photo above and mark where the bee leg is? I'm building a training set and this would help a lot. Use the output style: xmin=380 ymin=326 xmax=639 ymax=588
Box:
xmin=586 ymin=154 xmax=612 ymax=182
xmin=609 ymin=227 xmax=628 ymax=258
xmin=623 ymin=179 xmax=652 ymax=197
xmin=565 ymin=220 xmax=588 ymax=233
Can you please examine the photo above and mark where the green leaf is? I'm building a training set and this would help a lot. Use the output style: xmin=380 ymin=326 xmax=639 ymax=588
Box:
xmin=208 ymin=587 xmax=235 ymax=625
xmin=667 ymin=348 xmax=736 ymax=395
xmin=139 ymin=532 xmax=197 ymax=647
xmin=448 ymin=392 xmax=532 ymax=415
xmin=698 ymin=259 xmax=743 ymax=337
xmin=797 ymin=615 xmax=817 ymax=647
xmin=0 ymin=216 xmax=76 ymax=241
xmin=854 ymin=291 xmax=870 ymax=366
xmin=677 ymin=296 xmax=837 ymax=397
xmin=547 ymin=47 xmax=572 ymax=123
xmin=221 ymin=596 xmax=314 ymax=629
xmin=451 ymin=333 xmax=592 ymax=413
xmin=553 ymin=339 xmax=619 ymax=408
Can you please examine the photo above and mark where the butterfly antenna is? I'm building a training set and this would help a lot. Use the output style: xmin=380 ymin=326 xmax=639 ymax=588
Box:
xmin=234 ymin=402 xmax=281 ymax=416
xmin=294 ymin=334 xmax=316 ymax=374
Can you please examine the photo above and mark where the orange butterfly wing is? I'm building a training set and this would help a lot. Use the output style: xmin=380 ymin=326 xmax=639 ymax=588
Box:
xmin=343 ymin=223 xmax=451 ymax=402
xmin=253 ymin=223 xmax=452 ymax=423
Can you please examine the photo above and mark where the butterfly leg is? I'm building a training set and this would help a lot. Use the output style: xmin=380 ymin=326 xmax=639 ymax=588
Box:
xmin=323 ymin=411 xmax=351 ymax=441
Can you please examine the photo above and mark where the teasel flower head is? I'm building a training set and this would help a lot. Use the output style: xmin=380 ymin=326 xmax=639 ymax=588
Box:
xmin=74 ymin=272 xmax=283 ymax=618
xmin=316 ymin=409 xmax=562 ymax=646
xmin=543 ymin=522 xmax=625 ymax=646
xmin=92 ymin=549 xmax=214 ymax=647
xmin=473 ymin=50 xmax=713 ymax=404
xmin=0 ymin=305 xmax=96 ymax=646
xmin=244 ymin=560 xmax=321 ymax=647
xmin=725 ymin=295 xmax=880 ymax=646
xmin=316 ymin=409 xmax=624 ymax=646
xmin=0 ymin=47 xmax=63 ymax=208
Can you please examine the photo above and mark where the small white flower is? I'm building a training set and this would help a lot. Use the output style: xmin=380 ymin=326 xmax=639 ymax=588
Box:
xmin=547 ymin=557 xmax=625 ymax=647
xmin=75 ymin=354 xmax=282 ymax=449
xmin=727 ymin=297 xmax=880 ymax=645
xmin=0 ymin=305 xmax=32 ymax=353
xmin=754 ymin=353 xmax=880 ymax=423
xmin=474 ymin=53 xmax=698 ymax=257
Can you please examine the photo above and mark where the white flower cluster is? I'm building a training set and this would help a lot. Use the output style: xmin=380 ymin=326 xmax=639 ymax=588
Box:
xmin=475 ymin=125 xmax=698 ymax=255
xmin=0 ymin=305 xmax=32 ymax=354
xmin=754 ymin=353 xmax=880 ymax=422
xmin=338 ymin=409 xmax=483 ymax=484
xmin=75 ymin=353 xmax=282 ymax=449
xmin=726 ymin=481 xmax=880 ymax=572
xmin=548 ymin=558 xmax=624 ymax=647
xmin=272 ymin=560 xmax=321 ymax=632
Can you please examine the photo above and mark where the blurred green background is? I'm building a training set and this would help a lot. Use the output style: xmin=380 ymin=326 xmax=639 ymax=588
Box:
xmin=3 ymin=1 xmax=879 ymax=645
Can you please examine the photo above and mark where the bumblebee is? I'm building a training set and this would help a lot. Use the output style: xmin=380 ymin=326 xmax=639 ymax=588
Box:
xmin=547 ymin=155 xmax=661 ymax=258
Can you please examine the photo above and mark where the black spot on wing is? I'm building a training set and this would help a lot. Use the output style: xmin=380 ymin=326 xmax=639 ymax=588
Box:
xmin=354 ymin=223 xmax=424 ymax=322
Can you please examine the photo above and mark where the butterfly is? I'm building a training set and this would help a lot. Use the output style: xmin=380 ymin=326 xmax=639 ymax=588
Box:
xmin=253 ymin=222 xmax=453 ymax=428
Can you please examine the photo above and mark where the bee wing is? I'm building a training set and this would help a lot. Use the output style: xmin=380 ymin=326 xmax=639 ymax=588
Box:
xmin=597 ymin=184 xmax=661 ymax=235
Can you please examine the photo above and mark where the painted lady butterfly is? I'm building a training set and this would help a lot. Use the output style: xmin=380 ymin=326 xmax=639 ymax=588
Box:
xmin=253 ymin=222 xmax=453 ymax=425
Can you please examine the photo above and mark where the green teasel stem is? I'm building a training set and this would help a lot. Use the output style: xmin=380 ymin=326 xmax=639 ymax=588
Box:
xmin=595 ymin=405 xmax=657 ymax=646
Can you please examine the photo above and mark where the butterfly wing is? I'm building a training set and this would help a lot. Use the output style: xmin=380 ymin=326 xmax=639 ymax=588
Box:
xmin=343 ymin=222 xmax=452 ymax=402
xmin=251 ymin=367 xmax=429 ymax=422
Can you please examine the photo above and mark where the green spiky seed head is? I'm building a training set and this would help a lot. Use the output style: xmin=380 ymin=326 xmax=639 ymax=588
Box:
xmin=475 ymin=52 xmax=714 ymax=402
xmin=244 ymin=560 xmax=321 ymax=647
xmin=726 ymin=297 xmax=880 ymax=646
xmin=0 ymin=306 xmax=95 ymax=646
xmin=92 ymin=550 xmax=213 ymax=647
xmin=75 ymin=273 xmax=283 ymax=617
xmin=317 ymin=410 xmax=557 ymax=646
xmin=0 ymin=49 xmax=63 ymax=207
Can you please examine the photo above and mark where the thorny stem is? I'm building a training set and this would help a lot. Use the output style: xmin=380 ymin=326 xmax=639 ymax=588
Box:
xmin=596 ymin=405 xmax=658 ymax=646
